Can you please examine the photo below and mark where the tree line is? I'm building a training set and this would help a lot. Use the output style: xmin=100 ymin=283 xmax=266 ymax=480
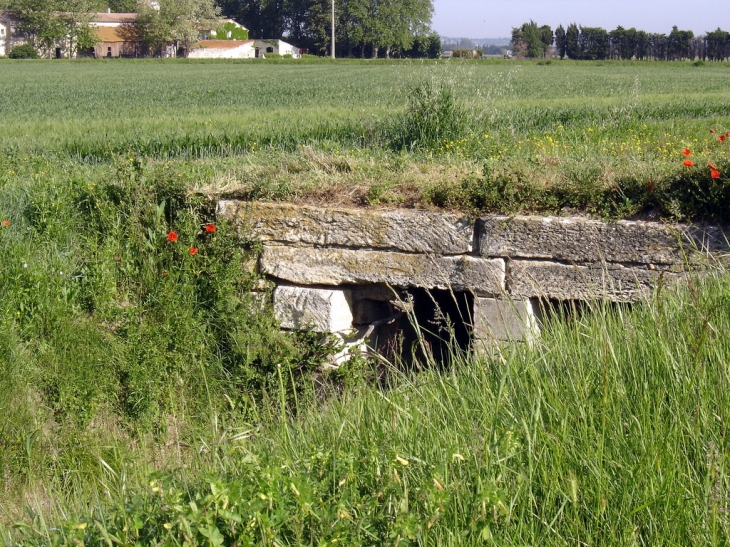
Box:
xmin=3 ymin=0 xmax=440 ymax=58
xmin=512 ymin=20 xmax=730 ymax=61
xmin=3 ymin=0 xmax=221 ymax=57
xmin=216 ymin=0 xmax=440 ymax=58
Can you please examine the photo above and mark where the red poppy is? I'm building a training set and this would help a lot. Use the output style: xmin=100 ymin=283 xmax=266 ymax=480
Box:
xmin=204 ymin=224 xmax=216 ymax=233
xmin=683 ymin=160 xmax=694 ymax=167
xmin=189 ymin=246 xmax=198 ymax=255
xmin=727 ymin=131 xmax=730 ymax=136
xmin=167 ymin=231 xmax=178 ymax=242
xmin=681 ymin=148 xmax=691 ymax=156
xmin=719 ymin=135 xmax=726 ymax=142
xmin=708 ymin=162 xmax=717 ymax=170
xmin=710 ymin=129 xmax=716 ymax=134
xmin=647 ymin=181 xmax=655 ymax=191
xmin=711 ymin=169 xmax=721 ymax=179
xmin=1 ymin=220 xmax=9 ymax=227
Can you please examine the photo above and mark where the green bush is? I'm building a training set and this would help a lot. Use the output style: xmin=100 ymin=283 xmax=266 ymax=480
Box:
xmin=9 ymin=44 xmax=40 ymax=59
xmin=389 ymin=81 xmax=466 ymax=152
xmin=0 ymin=153 xmax=337 ymax=489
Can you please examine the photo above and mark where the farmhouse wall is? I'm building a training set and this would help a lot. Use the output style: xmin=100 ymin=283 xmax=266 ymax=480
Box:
xmin=218 ymin=200 xmax=729 ymax=351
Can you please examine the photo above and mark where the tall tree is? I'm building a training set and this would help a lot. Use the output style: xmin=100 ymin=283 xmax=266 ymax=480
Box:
xmin=9 ymin=0 xmax=98 ymax=56
xmin=705 ymin=27 xmax=730 ymax=61
xmin=578 ymin=26 xmax=608 ymax=60
xmin=565 ymin=22 xmax=579 ymax=59
xmin=538 ymin=24 xmax=552 ymax=58
xmin=137 ymin=0 xmax=220 ymax=55
xmin=554 ymin=24 xmax=566 ymax=59
xmin=667 ymin=25 xmax=693 ymax=60
xmin=512 ymin=20 xmax=544 ymax=58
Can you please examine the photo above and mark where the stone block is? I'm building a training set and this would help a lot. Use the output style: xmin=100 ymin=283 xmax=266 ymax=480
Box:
xmin=479 ymin=216 xmax=729 ymax=265
xmin=509 ymin=260 xmax=682 ymax=302
xmin=261 ymin=246 xmax=505 ymax=295
xmin=473 ymin=297 xmax=539 ymax=343
xmin=273 ymin=286 xmax=353 ymax=332
xmin=217 ymin=200 xmax=474 ymax=254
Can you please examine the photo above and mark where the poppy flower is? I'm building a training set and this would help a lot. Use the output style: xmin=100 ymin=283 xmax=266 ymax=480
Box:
xmin=189 ymin=247 xmax=198 ymax=255
xmin=719 ymin=135 xmax=726 ymax=142
xmin=681 ymin=148 xmax=691 ymax=156
xmin=683 ymin=160 xmax=694 ymax=167
xmin=710 ymin=129 xmax=716 ymax=134
xmin=708 ymin=162 xmax=717 ymax=170
xmin=711 ymin=169 xmax=721 ymax=179
xmin=1 ymin=220 xmax=9 ymax=227
xmin=167 ymin=231 xmax=178 ymax=242
xmin=647 ymin=181 xmax=655 ymax=191
xmin=727 ymin=131 xmax=730 ymax=136
xmin=204 ymin=224 xmax=216 ymax=233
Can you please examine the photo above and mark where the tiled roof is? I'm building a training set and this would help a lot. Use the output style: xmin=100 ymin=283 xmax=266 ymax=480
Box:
xmin=90 ymin=12 xmax=138 ymax=24
xmin=192 ymin=40 xmax=253 ymax=49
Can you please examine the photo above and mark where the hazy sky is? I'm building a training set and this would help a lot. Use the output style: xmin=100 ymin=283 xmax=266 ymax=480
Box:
xmin=432 ymin=0 xmax=729 ymax=39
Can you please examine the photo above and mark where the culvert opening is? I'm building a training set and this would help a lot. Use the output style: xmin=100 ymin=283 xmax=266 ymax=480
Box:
xmin=352 ymin=285 xmax=473 ymax=368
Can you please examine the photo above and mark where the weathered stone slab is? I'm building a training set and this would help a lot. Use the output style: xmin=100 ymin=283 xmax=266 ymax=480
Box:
xmin=479 ymin=216 xmax=729 ymax=265
xmin=273 ymin=286 xmax=353 ymax=332
xmin=261 ymin=246 xmax=505 ymax=295
xmin=509 ymin=260 xmax=682 ymax=301
xmin=473 ymin=297 xmax=539 ymax=343
xmin=218 ymin=201 xmax=474 ymax=254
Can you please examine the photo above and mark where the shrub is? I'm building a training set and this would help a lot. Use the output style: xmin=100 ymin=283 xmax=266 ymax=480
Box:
xmin=389 ymin=81 xmax=466 ymax=152
xmin=9 ymin=44 xmax=40 ymax=59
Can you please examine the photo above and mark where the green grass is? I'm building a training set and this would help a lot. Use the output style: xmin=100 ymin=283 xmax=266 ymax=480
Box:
xmin=1 ymin=58 xmax=730 ymax=220
xmin=2 ymin=243 xmax=729 ymax=545
xmin=1 ymin=58 xmax=730 ymax=545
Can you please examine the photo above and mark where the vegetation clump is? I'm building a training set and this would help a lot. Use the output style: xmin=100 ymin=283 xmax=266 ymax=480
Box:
xmin=8 ymin=44 xmax=40 ymax=59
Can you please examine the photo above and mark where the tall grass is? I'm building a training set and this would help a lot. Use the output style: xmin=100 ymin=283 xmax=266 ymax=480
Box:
xmin=2 ymin=263 xmax=729 ymax=545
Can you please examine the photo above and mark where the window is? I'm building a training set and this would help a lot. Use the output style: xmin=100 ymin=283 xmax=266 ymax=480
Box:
xmin=266 ymin=47 xmax=273 ymax=53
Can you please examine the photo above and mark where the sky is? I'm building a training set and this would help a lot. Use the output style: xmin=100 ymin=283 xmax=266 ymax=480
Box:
xmin=432 ymin=0 xmax=729 ymax=39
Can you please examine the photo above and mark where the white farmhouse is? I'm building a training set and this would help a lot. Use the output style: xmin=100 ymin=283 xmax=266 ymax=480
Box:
xmin=188 ymin=40 xmax=255 ymax=59
xmin=0 ymin=12 xmax=20 ymax=56
xmin=253 ymin=39 xmax=300 ymax=58
xmin=0 ymin=15 xmax=8 ymax=56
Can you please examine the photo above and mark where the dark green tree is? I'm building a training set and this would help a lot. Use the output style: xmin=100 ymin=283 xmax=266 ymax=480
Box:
xmin=635 ymin=29 xmax=649 ymax=59
xmin=554 ymin=24 xmax=566 ymax=59
xmin=578 ymin=26 xmax=609 ymax=60
xmin=667 ymin=25 xmax=694 ymax=59
xmin=538 ymin=24 xmax=553 ymax=57
xmin=107 ymin=0 xmax=137 ymax=11
xmin=704 ymin=27 xmax=730 ymax=61
xmin=565 ymin=22 xmax=579 ymax=59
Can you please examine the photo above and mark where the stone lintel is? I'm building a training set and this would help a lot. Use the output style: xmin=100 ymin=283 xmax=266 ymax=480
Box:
xmin=261 ymin=246 xmax=505 ymax=295
xmin=273 ymin=285 xmax=353 ymax=332
xmin=510 ymin=260 xmax=682 ymax=302
xmin=473 ymin=297 xmax=539 ymax=343
xmin=479 ymin=216 xmax=729 ymax=265
xmin=217 ymin=200 xmax=474 ymax=254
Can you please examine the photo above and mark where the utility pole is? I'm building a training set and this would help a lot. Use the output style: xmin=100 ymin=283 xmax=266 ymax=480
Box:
xmin=331 ymin=0 xmax=335 ymax=59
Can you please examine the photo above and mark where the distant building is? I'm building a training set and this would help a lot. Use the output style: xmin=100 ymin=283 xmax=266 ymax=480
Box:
xmin=0 ymin=14 xmax=9 ymax=56
xmin=93 ymin=26 xmax=141 ymax=58
xmin=188 ymin=40 xmax=255 ymax=59
xmin=252 ymin=39 xmax=301 ymax=58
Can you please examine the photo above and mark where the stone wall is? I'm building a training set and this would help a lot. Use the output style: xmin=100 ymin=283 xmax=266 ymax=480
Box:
xmin=218 ymin=200 xmax=729 ymax=348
